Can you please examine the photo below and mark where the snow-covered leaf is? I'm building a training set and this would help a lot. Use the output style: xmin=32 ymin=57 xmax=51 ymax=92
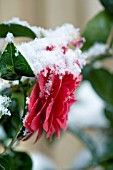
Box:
xmin=0 ymin=23 xmax=36 ymax=39
xmin=0 ymin=43 xmax=34 ymax=80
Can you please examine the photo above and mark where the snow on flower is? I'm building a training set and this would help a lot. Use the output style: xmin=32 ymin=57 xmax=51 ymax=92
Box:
xmin=0 ymin=95 xmax=11 ymax=118
xmin=18 ymin=38 xmax=86 ymax=77
xmin=4 ymin=17 xmax=82 ymax=41
xmin=17 ymin=22 xmax=87 ymax=141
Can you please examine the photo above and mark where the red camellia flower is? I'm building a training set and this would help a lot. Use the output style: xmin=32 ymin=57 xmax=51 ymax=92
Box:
xmin=24 ymin=68 xmax=82 ymax=141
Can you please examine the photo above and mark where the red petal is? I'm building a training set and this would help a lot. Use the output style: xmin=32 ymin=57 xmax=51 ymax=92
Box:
xmin=46 ymin=127 xmax=53 ymax=139
xmin=56 ymin=118 xmax=67 ymax=130
xmin=63 ymin=74 xmax=76 ymax=93
xmin=38 ymin=69 xmax=50 ymax=98
xmin=35 ymin=126 xmax=43 ymax=142
xmin=53 ymin=120 xmax=60 ymax=138
xmin=25 ymin=98 xmax=39 ymax=132
xmin=28 ymin=83 xmax=39 ymax=111
xmin=43 ymin=100 xmax=54 ymax=131
xmin=46 ymin=111 xmax=53 ymax=137
xmin=51 ymin=75 xmax=62 ymax=99
xmin=22 ymin=133 xmax=33 ymax=141
xmin=53 ymin=101 xmax=64 ymax=116
xmin=31 ymin=102 xmax=47 ymax=131
xmin=57 ymin=86 xmax=69 ymax=102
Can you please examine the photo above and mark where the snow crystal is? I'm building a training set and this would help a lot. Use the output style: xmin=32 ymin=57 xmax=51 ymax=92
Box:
xmin=18 ymin=38 xmax=86 ymax=77
xmin=83 ymin=43 xmax=107 ymax=58
xmin=26 ymin=97 xmax=30 ymax=105
xmin=11 ymin=80 xmax=19 ymax=85
xmin=5 ymin=32 xmax=14 ymax=43
xmin=0 ymin=78 xmax=10 ymax=91
xmin=0 ymin=95 xmax=11 ymax=118
xmin=15 ymin=48 xmax=19 ymax=57
xmin=42 ymin=23 xmax=80 ymax=41
xmin=23 ymin=129 xmax=28 ymax=136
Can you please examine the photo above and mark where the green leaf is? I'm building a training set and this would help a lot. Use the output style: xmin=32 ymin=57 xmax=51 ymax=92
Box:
xmin=100 ymin=0 xmax=113 ymax=16
xmin=88 ymin=68 xmax=113 ymax=106
xmin=0 ymin=88 xmax=25 ymax=138
xmin=0 ymin=43 xmax=34 ymax=80
xmin=82 ymin=10 xmax=113 ymax=50
xmin=0 ymin=23 xmax=36 ymax=39
xmin=104 ymin=107 xmax=113 ymax=126
xmin=12 ymin=92 xmax=24 ymax=111
xmin=0 ymin=98 xmax=21 ymax=138
xmin=0 ymin=155 xmax=13 ymax=170
xmin=82 ymin=65 xmax=92 ymax=80
xmin=11 ymin=151 xmax=32 ymax=170
xmin=0 ymin=152 xmax=32 ymax=170
xmin=101 ymin=162 xmax=113 ymax=170
xmin=0 ymin=87 xmax=12 ymax=96
xmin=0 ymin=89 xmax=24 ymax=138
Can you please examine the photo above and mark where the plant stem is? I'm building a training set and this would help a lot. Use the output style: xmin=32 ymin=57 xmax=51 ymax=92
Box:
xmin=0 ymin=121 xmax=23 ymax=155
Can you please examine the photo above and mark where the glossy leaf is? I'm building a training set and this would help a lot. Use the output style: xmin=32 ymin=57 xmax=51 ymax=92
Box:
xmin=0 ymin=43 xmax=34 ymax=80
xmin=12 ymin=92 xmax=24 ymax=111
xmin=104 ymin=107 xmax=113 ymax=126
xmin=82 ymin=65 xmax=92 ymax=80
xmin=0 ymin=155 xmax=13 ymax=170
xmin=0 ymin=23 xmax=36 ymax=39
xmin=100 ymin=0 xmax=113 ymax=16
xmin=0 ymin=151 xmax=32 ymax=170
xmin=0 ymin=87 xmax=12 ymax=96
xmin=0 ymin=99 xmax=21 ymax=138
xmin=88 ymin=68 xmax=113 ymax=106
xmin=82 ymin=11 xmax=113 ymax=50
xmin=0 ymin=88 xmax=24 ymax=138
xmin=11 ymin=151 xmax=32 ymax=170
